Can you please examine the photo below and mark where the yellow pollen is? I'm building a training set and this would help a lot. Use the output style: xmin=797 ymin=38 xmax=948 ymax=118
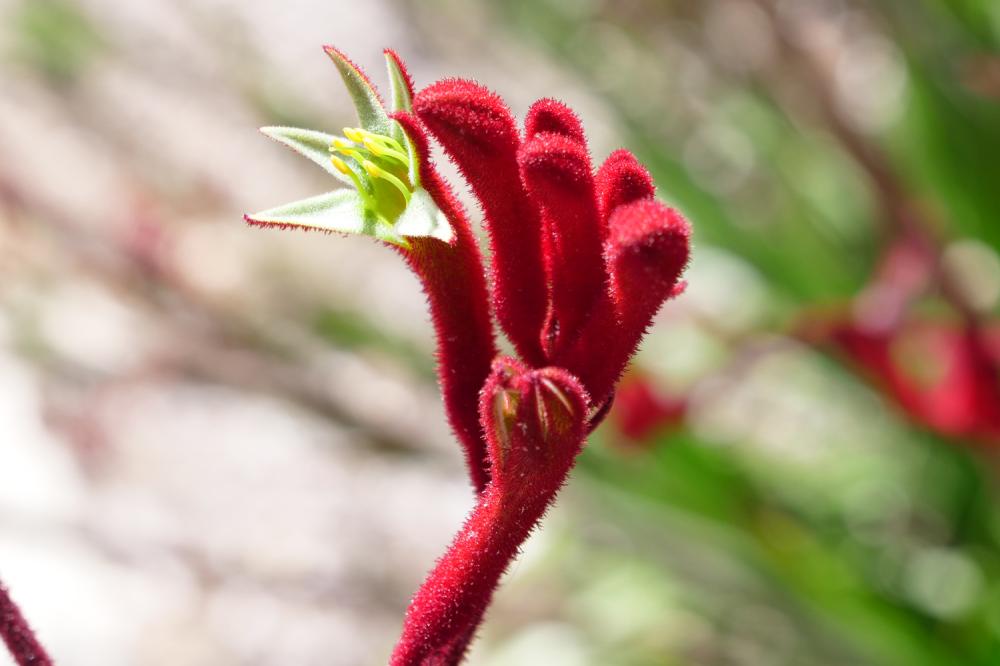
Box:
xmin=362 ymin=137 xmax=408 ymax=163
xmin=361 ymin=159 xmax=382 ymax=178
xmin=330 ymin=155 xmax=352 ymax=175
xmin=331 ymin=137 xmax=354 ymax=151
xmin=343 ymin=127 xmax=364 ymax=142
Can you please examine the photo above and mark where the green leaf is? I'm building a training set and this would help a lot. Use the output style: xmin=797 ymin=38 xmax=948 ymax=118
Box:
xmin=246 ymin=189 xmax=407 ymax=246
xmin=260 ymin=126 xmax=352 ymax=186
xmin=395 ymin=188 xmax=454 ymax=243
xmin=323 ymin=45 xmax=390 ymax=135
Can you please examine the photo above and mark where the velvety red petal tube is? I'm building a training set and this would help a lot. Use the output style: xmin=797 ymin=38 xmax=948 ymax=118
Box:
xmin=524 ymin=97 xmax=587 ymax=143
xmin=557 ymin=199 xmax=691 ymax=403
xmin=414 ymin=80 xmax=549 ymax=366
xmin=595 ymin=148 xmax=657 ymax=220
xmin=0 ymin=580 xmax=52 ymax=666
xmin=393 ymin=111 xmax=499 ymax=493
xmin=519 ymin=128 xmax=607 ymax=356
xmin=390 ymin=358 xmax=590 ymax=665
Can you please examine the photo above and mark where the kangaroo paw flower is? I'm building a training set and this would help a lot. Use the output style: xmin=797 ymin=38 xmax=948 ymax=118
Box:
xmin=246 ymin=47 xmax=692 ymax=664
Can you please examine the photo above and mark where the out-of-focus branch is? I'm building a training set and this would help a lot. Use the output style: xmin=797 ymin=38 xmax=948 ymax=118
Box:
xmin=752 ymin=0 xmax=980 ymax=323
xmin=0 ymin=579 xmax=53 ymax=666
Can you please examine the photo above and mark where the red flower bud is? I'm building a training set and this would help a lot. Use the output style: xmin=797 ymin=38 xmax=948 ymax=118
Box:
xmin=391 ymin=358 xmax=589 ymax=665
xmin=519 ymin=131 xmax=607 ymax=355
xmin=607 ymin=199 xmax=691 ymax=325
xmin=829 ymin=320 xmax=1000 ymax=444
xmin=557 ymin=200 xmax=691 ymax=402
xmin=524 ymin=98 xmax=586 ymax=143
xmin=416 ymin=80 xmax=549 ymax=365
xmin=595 ymin=148 xmax=657 ymax=221
xmin=612 ymin=374 xmax=687 ymax=444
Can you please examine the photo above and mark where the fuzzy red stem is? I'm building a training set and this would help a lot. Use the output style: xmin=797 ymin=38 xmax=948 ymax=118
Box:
xmin=0 ymin=580 xmax=52 ymax=666
xmin=390 ymin=481 xmax=560 ymax=665
xmin=393 ymin=111 xmax=498 ymax=493
xmin=391 ymin=360 xmax=589 ymax=664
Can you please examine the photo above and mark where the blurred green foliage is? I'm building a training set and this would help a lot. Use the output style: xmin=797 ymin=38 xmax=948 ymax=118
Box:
xmin=434 ymin=0 xmax=1000 ymax=663
xmin=237 ymin=0 xmax=1000 ymax=661
xmin=8 ymin=0 xmax=105 ymax=84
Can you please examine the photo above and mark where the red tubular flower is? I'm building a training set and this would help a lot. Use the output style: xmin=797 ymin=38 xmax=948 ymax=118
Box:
xmin=391 ymin=358 xmax=590 ymax=665
xmin=415 ymin=80 xmax=549 ymax=366
xmin=246 ymin=48 xmax=691 ymax=663
xmin=612 ymin=373 xmax=688 ymax=444
xmin=524 ymin=98 xmax=587 ymax=143
xmin=828 ymin=320 xmax=1000 ymax=443
xmin=1 ymin=580 xmax=52 ymax=666
xmin=556 ymin=199 xmax=691 ymax=405
xmin=595 ymin=148 xmax=657 ymax=219
xmin=519 ymin=117 xmax=606 ymax=356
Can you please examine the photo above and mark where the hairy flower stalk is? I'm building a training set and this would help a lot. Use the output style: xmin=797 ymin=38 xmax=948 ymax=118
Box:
xmin=391 ymin=359 xmax=589 ymax=664
xmin=0 ymin=580 xmax=52 ymax=666
xmin=246 ymin=47 xmax=691 ymax=663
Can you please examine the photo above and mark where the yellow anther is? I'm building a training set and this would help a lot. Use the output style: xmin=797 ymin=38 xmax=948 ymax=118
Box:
xmin=332 ymin=139 xmax=368 ymax=164
xmin=361 ymin=130 xmax=407 ymax=152
xmin=361 ymin=159 xmax=382 ymax=178
xmin=362 ymin=137 xmax=384 ymax=154
xmin=331 ymin=137 xmax=354 ymax=152
xmin=331 ymin=155 xmax=352 ymax=175
xmin=363 ymin=159 xmax=412 ymax=203
xmin=343 ymin=127 xmax=365 ymax=142
xmin=331 ymin=156 xmax=376 ymax=207
xmin=363 ymin=137 xmax=408 ymax=164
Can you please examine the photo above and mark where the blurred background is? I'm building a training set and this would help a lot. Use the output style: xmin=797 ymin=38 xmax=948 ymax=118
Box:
xmin=2 ymin=0 xmax=1000 ymax=664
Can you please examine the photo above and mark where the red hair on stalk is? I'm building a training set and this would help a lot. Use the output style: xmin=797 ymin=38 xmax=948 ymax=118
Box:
xmin=391 ymin=109 xmax=498 ymax=492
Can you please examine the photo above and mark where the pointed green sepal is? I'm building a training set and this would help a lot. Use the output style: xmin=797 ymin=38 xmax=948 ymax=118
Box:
xmin=323 ymin=45 xmax=391 ymax=135
xmin=384 ymin=51 xmax=413 ymax=114
xmin=384 ymin=51 xmax=419 ymax=184
xmin=245 ymin=189 xmax=407 ymax=247
xmin=395 ymin=188 xmax=454 ymax=243
xmin=260 ymin=126 xmax=352 ymax=185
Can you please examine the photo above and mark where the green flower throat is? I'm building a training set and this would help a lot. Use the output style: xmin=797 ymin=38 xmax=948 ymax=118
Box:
xmin=330 ymin=127 xmax=415 ymax=224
